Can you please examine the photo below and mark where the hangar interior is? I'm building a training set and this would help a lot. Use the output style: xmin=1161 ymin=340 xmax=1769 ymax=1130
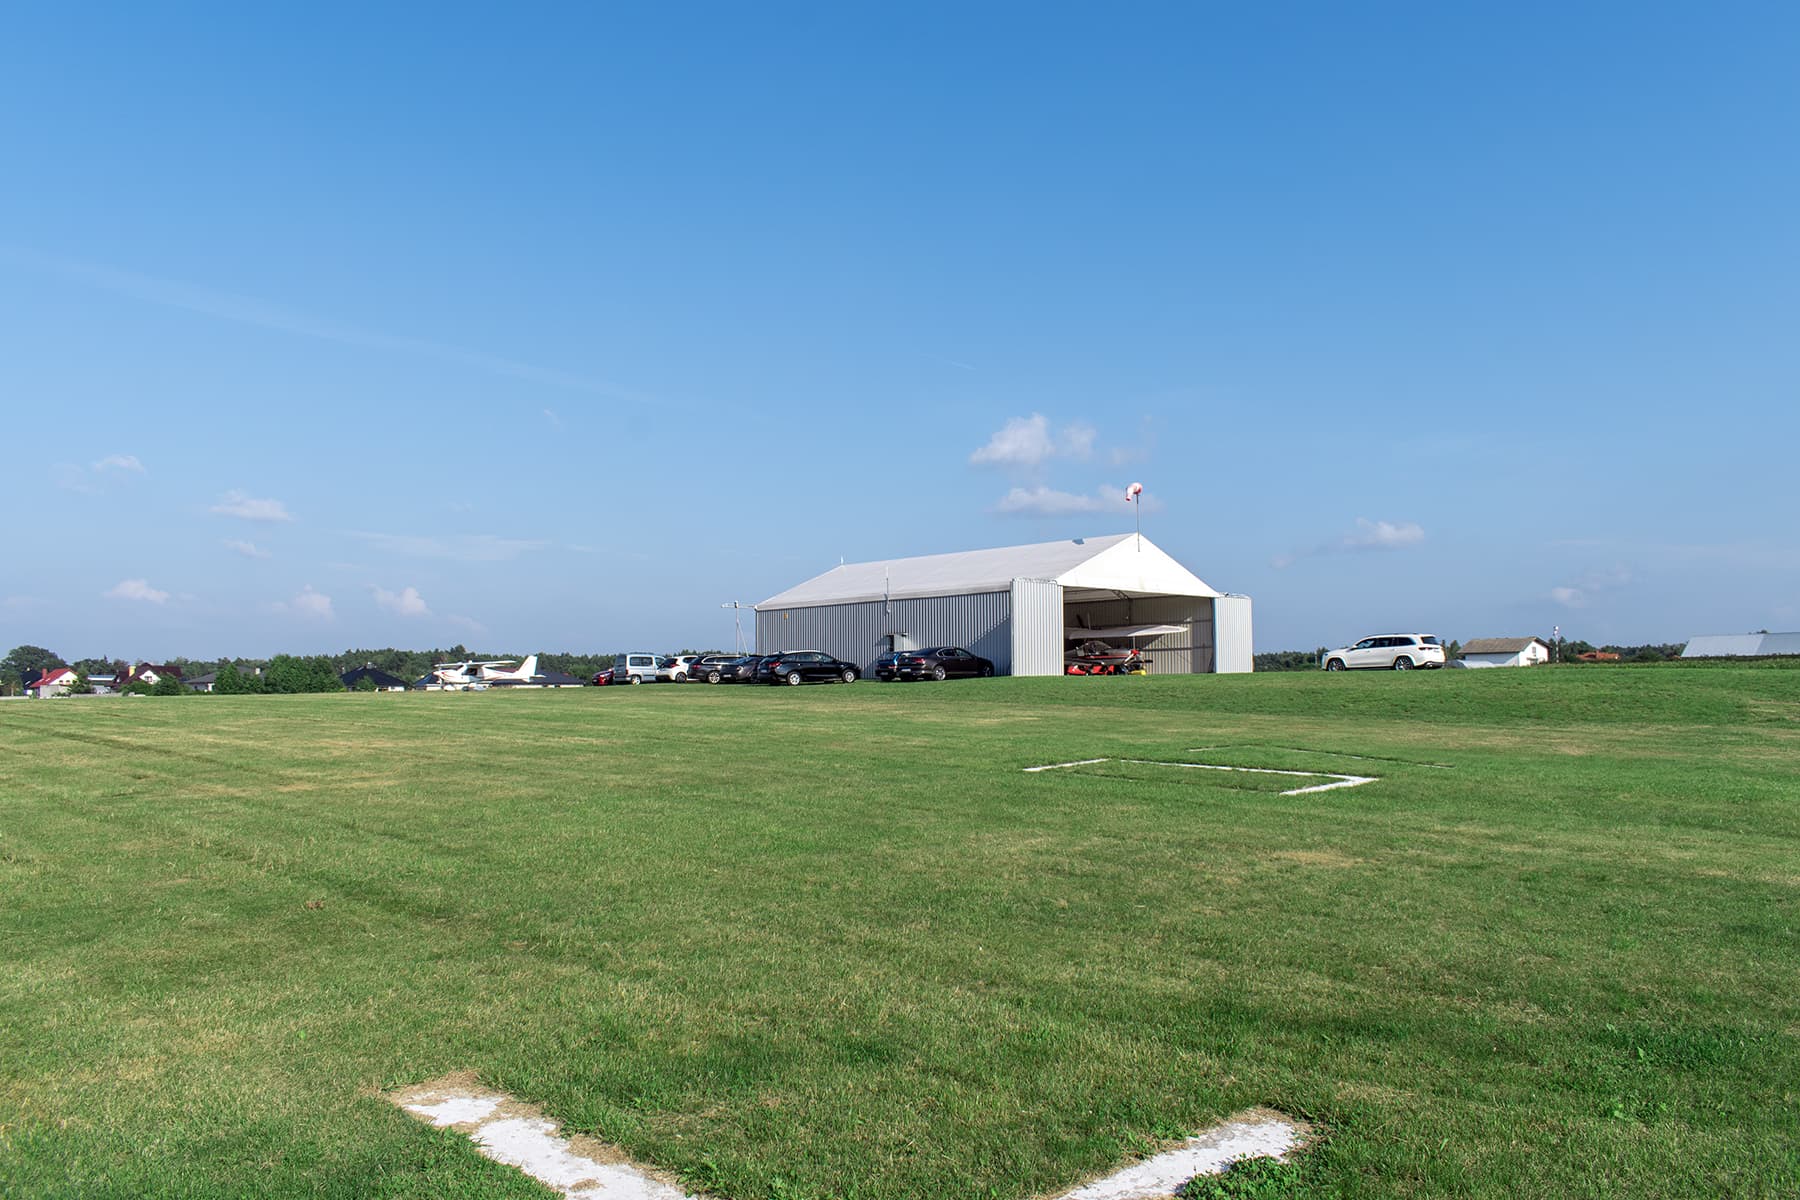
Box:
xmin=756 ymin=535 xmax=1253 ymax=676
xmin=1062 ymin=590 xmax=1217 ymax=672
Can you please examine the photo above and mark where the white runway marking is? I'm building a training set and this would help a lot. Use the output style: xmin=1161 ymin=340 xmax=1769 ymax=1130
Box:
xmin=393 ymin=1080 xmax=1304 ymax=1200
xmin=1023 ymin=758 xmax=1114 ymax=772
xmin=394 ymin=1077 xmax=694 ymax=1200
xmin=1190 ymin=744 xmax=1454 ymax=769
xmin=1025 ymin=758 xmax=1377 ymax=796
xmin=1053 ymin=1110 xmax=1305 ymax=1199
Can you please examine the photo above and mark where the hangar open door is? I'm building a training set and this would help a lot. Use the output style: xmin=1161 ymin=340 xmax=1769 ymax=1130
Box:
xmin=1062 ymin=590 xmax=1218 ymax=673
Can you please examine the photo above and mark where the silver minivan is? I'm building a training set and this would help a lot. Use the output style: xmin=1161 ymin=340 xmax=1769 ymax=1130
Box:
xmin=614 ymin=652 xmax=662 ymax=684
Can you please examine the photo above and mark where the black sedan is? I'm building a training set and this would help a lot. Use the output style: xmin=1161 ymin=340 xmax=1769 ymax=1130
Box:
xmin=715 ymin=655 xmax=770 ymax=683
xmin=690 ymin=653 xmax=747 ymax=684
xmin=755 ymin=651 xmax=860 ymax=685
xmin=876 ymin=646 xmax=995 ymax=682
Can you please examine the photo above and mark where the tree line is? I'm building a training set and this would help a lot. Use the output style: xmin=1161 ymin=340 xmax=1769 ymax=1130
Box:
xmin=1 ymin=644 xmax=721 ymax=694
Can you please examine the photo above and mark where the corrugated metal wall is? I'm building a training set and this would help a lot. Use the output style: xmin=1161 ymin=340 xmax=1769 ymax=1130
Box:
xmin=1213 ymin=595 xmax=1254 ymax=673
xmin=1064 ymin=595 xmax=1217 ymax=673
xmin=1009 ymin=578 xmax=1064 ymax=676
xmin=756 ymin=590 xmax=1013 ymax=676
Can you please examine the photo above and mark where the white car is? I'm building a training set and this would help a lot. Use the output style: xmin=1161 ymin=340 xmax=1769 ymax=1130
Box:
xmin=657 ymin=654 xmax=702 ymax=682
xmin=1321 ymin=634 xmax=1446 ymax=672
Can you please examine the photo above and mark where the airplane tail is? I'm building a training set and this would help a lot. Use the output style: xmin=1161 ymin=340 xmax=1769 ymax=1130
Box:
xmin=517 ymin=654 xmax=538 ymax=680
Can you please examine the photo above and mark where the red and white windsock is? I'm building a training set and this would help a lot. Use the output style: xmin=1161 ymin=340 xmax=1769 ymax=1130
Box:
xmin=1125 ymin=481 xmax=1143 ymax=503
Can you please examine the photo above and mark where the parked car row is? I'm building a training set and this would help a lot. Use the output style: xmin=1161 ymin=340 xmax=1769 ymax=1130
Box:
xmin=592 ymin=647 xmax=998 ymax=686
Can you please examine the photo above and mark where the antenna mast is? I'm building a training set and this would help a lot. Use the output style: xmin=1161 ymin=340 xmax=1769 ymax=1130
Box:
xmin=720 ymin=601 xmax=748 ymax=655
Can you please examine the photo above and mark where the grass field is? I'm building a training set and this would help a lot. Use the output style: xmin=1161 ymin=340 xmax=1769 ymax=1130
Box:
xmin=2 ymin=667 xmax=1797 ymax=1198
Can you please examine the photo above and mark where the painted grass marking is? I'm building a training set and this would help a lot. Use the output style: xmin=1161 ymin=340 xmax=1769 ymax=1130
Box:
xmin=1190 ymin=744 xmax=1455 ymax=769
xmin=1026 ymin=758 xmax=1378 ymax=796
xmin=393 ymin=1076 xmax=694 ymax=1200
xmin=1023 ymin=758 xmax=1114 ymax=772
xmin=1053 ymin=1110 xmax=1305 ymax=1199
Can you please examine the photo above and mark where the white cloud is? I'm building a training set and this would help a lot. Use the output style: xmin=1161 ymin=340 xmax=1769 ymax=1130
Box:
xmin=211 ymin=489 xmax=294 ymax=522
xmin=348 ymin=531 xmax=548 ymax=562
xmin=994 ymin=485 xmax=1128 ymax=516
xmin=373 ymin=585 xmax=432 ymax=617
xmin=93 ymin=454 xmax=146 ymax=474
xmin=971 ymin=414 xmax=1112 ymax=470
xmin=1344 ymin=518 xmax=1426 ymax=550
xmin=106 ymin=578 xmax=170 ymax=604
xmin=445 ymin=614 xmax=486 ymax=634
xmin=543 ymin=407 xmax=562 ymax=429
xmin=971 ymin=414 xmax=1057 ymax=467
xmin=1273 ymin=517 xmax=1426 ymax=568
xmin=1550 ymin=566 xmax=1632 ymax=609
xmin=275 ymin=586 xmax=334 ymax=620
xmin=1059 ymin=422 xmax=1097 ymax=460
xmin=224 ymin=539 xmax=271 ymax=559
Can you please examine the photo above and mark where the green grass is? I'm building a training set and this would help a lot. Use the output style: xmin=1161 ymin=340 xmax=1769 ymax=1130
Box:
xmin=1 ymin=667 xmax=1797 ymax=1198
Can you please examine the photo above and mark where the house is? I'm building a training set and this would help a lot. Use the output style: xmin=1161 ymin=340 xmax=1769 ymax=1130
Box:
xmin=339 ymin=665 xmax=412 ymax=691
xmin=27 ymin=667 xmax=77 ymax=697
xmin=129 ymin=663 xmax=182 ymax=687
xmin=185 ymin=672 xmax=218 ymax=693
xmin=87 ymin=673 xmax=120 ymax=694
xmin=754 ymin=533 xmax=1252 ymax=676
xmin=1459 ymin=637 xmax=1553 ymax=668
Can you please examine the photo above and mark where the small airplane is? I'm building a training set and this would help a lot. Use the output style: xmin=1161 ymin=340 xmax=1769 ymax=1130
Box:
xmin=425 ymin=654 xmax=540 ymax=690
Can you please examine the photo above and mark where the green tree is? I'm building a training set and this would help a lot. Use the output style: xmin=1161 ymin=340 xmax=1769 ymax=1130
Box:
xmin=2 ymin=645 xmax=67 ymax=692
xmin=264 ymin=655 xmax=345 ymax=693
xmin=212 ymin=664 xmax=247 ymax=694
xmin=152 ymin=673 xmax=186 ymax=696
xmin=68 ymin=673 xmax=95 ymax=695
xmin=354 ymin=674 xmax=379 ymax=692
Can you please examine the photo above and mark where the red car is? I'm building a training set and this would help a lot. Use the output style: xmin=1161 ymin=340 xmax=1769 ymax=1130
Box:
xmin=591 ymin=667 xmax=616 ymax=686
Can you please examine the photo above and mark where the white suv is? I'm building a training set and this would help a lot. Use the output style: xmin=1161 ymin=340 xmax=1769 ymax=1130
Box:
xmin=1321 ymin=634 xmax=1446 ymax=672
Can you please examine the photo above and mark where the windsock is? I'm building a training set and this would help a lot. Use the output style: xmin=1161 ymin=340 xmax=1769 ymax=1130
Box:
xmin=1126 ymin=481 xmax=1143 ymax=503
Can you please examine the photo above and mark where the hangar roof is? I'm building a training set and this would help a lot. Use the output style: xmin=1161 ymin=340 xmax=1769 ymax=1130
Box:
xmin=1682 ymin=632 xmax=1800 ymax=658
xmin=757 ymin=534 xmax=1222 ymax=610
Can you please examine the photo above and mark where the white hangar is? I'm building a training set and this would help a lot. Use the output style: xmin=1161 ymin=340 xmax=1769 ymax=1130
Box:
xmin=754 ymin=533 xmax=1252 ymax=677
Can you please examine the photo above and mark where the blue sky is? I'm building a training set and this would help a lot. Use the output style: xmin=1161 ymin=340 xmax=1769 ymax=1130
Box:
xmin=3 ymin=3 xmax=1796 ymax=658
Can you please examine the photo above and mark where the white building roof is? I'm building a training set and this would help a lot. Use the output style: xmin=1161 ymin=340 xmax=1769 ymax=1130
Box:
xmin=757 ymin=534 xmax=1222 ymax=610
xmin=1682 ymin=632 xmax=1800 ymax=658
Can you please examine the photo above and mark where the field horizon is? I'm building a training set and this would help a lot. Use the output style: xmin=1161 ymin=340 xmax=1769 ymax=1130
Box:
xmin=3 ymin=667 xmax=1796 ymax=1197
